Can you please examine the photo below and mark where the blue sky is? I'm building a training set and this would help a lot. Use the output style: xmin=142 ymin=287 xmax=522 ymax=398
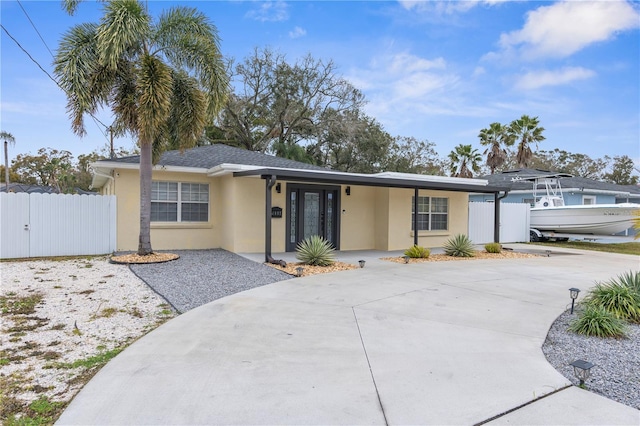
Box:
xmin=1 ymin=0 xmax=639 ymax=169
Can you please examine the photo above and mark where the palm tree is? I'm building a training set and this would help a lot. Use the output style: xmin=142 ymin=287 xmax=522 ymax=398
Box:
xmin=509 ymin=115 xmax=545 ymax=168
xmin=448 ymin=144 xmax=482 ymax=178
xmin=55 ymin=0 xmax=228 ymax=255
xmin=478 ymin=122 xmax=514 ymax=174
xmin=1 ymin=131 xmax=15 ymax=191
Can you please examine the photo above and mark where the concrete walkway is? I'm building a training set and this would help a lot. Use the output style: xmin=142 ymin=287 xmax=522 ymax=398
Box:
xmin=57 ymin=245 xmax=639 ymax=425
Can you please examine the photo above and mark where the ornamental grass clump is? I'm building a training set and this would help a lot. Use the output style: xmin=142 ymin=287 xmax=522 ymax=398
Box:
xmin=484 ymin=242 xmax=502 ymax=254
xmin=584 ymin=280 xmax=640 ymax=323
xmin=613 ymin=270 xmax=640 ymax=295
xmin=443 ymin=234 xmax=475 ymax=257
xmin=569 ymin=305 xmax=627 ymax=338
xmin=404 ymin=245 xmax=430 ymax=258
xmin=295 ymin=235 xmax=335 ymax=267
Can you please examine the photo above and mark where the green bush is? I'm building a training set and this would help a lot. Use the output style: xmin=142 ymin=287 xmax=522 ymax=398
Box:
xmin=443 ymin=234 xmax=475 ymax=257
xmin=569 ymin=305 xmax=627 ymax=338
xmin=584 ymin=280 xmax=640 ymax=323
xmin=295 ymin=235 xmax=336 ymax=266
xmin=484 ymin=242 xmax=502 ymax=253
xmin=404 ymin=245 xmax=430 ymax=258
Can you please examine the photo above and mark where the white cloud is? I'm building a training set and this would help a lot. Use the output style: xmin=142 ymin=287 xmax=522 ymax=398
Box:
xmin=514 ymin=67 xmax=596 ymax=90
xmin=245 ymin=1 xmax=289 ymax=22
xmin=289 ymin=26 xmax=306 ymax=39
xmin=499 ymin=1 xmax=640 ymax=59
xmin=398 ymin=0 xmax=508 ymax=14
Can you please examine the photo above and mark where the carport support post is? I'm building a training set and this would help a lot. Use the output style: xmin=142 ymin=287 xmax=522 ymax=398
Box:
xmin=265 ymin=175 xmax=277 ymax=263
xmin=414 ymin=187 xmax=419 ymax=246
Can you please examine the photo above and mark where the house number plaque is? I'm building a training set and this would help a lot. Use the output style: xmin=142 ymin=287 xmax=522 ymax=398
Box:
xmin=271 ymin=207 xmax=283 ymax=218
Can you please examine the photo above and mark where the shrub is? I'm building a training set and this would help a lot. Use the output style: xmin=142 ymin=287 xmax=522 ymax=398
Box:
xmin=484 ymin=242 xmax=502 ymax=253
xmin=584 ymin=280 xmax=640 ymax=323
xmin=569 ymin=305 xmax=627 ymax=338
xmin=404 ymin=245 xmax=430 ymax=258
xmin=295 ymin=235 xmax=335 ymax=266
xmin=443 ymin=234 xmax=475 ymax=257
xmin=612 ymin=270 xmax=640 ymax=295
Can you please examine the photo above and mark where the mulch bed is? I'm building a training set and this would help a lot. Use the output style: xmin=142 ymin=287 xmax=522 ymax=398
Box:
xmin=267 ymin=261 xmax=359 ymax=277
xmin=110 ymin=252 xmax=180 ymax=264
xmin=382 ymin=250 xmax=541 ymax=263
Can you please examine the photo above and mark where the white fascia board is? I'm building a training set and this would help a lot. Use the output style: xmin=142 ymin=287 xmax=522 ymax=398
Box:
xmin=374 ymin=171 xmax=489 ymax=186
xmin=207 ymin=164 xmax=263 ymax=177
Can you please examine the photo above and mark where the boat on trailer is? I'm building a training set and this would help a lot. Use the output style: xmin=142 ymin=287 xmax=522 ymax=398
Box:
xmin=513 ymin=174 xmax=639 ymax=236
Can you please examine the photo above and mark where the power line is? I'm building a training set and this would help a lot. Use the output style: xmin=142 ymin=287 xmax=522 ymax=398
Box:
xmin=17 ymin=0 xmax=54 ymax=58
xmin=1 ymin=23 xmax=111 ymax=142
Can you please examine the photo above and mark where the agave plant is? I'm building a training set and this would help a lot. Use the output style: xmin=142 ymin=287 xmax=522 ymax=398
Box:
xmin=443 ymin=234 xmax=475 ymax=257
xmin=404 ymin=245 xmax=430 ymax=258
xmin=569 ymin=305 xmax=627 ymax=338
xmin=295 ymin=235 xmax=335 ymax=266
xmin=484 ymin=242 xmax=501 ymax=254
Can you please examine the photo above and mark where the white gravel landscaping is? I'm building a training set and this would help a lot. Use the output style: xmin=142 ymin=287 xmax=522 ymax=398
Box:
xmin=0 ymin=257 xmax=174 ymax=417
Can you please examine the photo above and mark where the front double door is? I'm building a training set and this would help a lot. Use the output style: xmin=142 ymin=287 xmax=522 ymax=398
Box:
xmin=286 ymin=185 xmax=340 ymax=252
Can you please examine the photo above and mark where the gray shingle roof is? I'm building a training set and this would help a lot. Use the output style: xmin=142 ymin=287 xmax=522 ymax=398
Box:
xmin=478 ymin=168 xmax=640 ymax=195
xmin=101 ymin=144 xmax=328 ymax=171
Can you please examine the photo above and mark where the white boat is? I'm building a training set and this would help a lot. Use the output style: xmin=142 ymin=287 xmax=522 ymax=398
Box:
xmin=515 ymin=174 xmax=639 ymax=235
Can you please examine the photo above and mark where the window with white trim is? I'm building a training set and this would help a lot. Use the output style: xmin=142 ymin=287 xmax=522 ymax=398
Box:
xmin=151 ymin=181 xmax=209 ymax=222
xmin=582 ymin=195 xmax=596 ymax=205
xmin=411 ymin=196 xmax=448 ymax=231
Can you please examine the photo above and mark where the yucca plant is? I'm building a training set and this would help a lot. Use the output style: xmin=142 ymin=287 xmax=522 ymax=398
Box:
xmin=404 ymin=245 xmax=430 ymax=258
xmin=443 ymin=234 xmax=475 ymax=257
xmin=584 ymin=280 xmax=640 ymax=323
xmin=569 ymin=305 xmax=627 ymax=338
xmin=484 ymin=242 xmax=501 ymax=254
xmin=295 ymin=235 xmax=335 ymax=266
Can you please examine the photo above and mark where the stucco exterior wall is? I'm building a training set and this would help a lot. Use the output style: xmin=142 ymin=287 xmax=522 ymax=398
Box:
xmin=112 ymin=169 xmax=219 ymax=251
xmin=110 ymin=170 xmax=470 ymax=253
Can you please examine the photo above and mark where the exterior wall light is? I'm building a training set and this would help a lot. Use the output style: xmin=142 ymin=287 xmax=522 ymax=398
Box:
xmin=569 ymin=359 xmax=594 ymax=387
xmin=403 ymin=255 xmax=410 ymax=264
xmin=569 ymin=287 xmax=580 ymax=314
xmin=275 ymin=182 xmax=281 ymax=193
xmin=345 ymin=186 xmax=351 ymax=196
xmin=358 ymin=260 xmax=365 ymax=268
xmin=295 ymin=266 xmax=304 ymax=277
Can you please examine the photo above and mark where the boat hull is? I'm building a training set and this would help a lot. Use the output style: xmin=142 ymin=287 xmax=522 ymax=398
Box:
xmin=530 ymin=203 xmax=639 ymax=235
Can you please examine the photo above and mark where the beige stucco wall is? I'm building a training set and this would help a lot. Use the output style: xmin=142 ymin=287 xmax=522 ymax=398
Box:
xmin=110 ymin=169 xmax=469 ymax=253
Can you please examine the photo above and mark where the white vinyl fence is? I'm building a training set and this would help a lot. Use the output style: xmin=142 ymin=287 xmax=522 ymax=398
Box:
xmin=468 ymin=202 xmax=530 ymax=244
xmin=0 ymin=193 xmax=116 ymax=259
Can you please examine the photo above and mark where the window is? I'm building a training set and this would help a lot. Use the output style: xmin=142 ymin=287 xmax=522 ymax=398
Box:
xmin=151 ymin=182 xmax=209 ymax=222
xmin=523 ymin=198 xmax=535 ymax=207
xmin=411 ymin=196 xmax=448 ymax=231
xmin=582 ymin=195 xmax=596 ymax=205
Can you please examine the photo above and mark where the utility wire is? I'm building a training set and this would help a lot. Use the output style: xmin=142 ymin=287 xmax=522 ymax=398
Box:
xmin=17 ymin=0 xmax=54 ymax=58
xmin=1 ymin=23 xmax=111 ymax=140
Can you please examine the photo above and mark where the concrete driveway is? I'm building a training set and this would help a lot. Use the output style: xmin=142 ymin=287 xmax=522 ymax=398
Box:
xmin=57 ymin=246 xmax=639 ymax=425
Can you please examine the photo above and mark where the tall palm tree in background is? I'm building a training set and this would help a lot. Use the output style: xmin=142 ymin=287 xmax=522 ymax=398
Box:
xmin=1 ymin=131 xmax=15 ymax=191
xmin=509 ymin=115 xmax=545 ymax=168
xmin=448 ymin=144 xmax=482 ymax=178
xmin=55 ymin=0 xmax=228 ymax=255
xmin=478 ymin=122 xmax=514 ymax=174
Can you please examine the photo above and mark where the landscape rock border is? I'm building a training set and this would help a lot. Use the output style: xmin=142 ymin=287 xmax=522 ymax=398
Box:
xmin=110 ymin=252 xmax=180 ymax=264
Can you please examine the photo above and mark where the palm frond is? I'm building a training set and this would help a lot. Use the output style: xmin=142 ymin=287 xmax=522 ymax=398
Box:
xmin=54 ymin=23 xmax=101 ymax=136
xmin=167 ymin=71 xmax=207 ymax=151
xmin=153 ymin=7 xmax=229 ymax=117
xmin=137 ymin=54 xmax=173 ymax=146
xmin=97 ymin=0 xmax=150 ymax=69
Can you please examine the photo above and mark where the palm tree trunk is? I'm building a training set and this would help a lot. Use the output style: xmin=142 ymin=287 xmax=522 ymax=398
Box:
xmin=138 ymin=142 xmax=153 ymax=255
xmin=4 ymin=140 xmax=9 ymax=191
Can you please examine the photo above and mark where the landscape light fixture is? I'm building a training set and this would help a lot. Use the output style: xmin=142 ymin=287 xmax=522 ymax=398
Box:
xmin=345 ymin=186 xmax=351 ymax=196
xmin=295 ymin=266 xmax=304 ymax=277
xmin=403 ymin=255 xmax=410 ymax=264
xmin=569 ymin=287 xmax=580 ymax=314
xmin=569 ymin=359 xmax=594 ymax=387
xmin=358 ymin=260 xmax=366 ymax=268
xmin=546 ymin=250 xmax=551 ymax=257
